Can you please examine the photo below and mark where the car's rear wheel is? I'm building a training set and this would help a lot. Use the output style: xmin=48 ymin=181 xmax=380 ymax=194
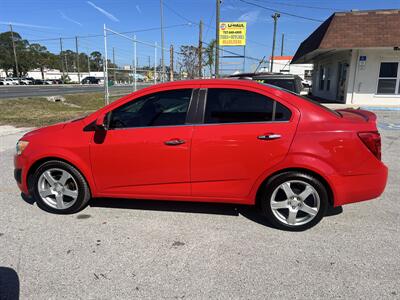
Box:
xmin=260 ymin=172 xmax=328 ymax=231
xmin=32 ymin=160 xmax=91 ymax=214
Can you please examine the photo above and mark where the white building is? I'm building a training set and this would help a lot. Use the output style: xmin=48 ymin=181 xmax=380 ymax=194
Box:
xmin=268 ymin=56 xmax=313 ymax=80
xmin=291 ymin=9 xmax=400 ymax=106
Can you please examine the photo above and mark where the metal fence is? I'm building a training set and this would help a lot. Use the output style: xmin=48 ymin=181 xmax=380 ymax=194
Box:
xmin=103 ymin=25 xmax=171 ymax=105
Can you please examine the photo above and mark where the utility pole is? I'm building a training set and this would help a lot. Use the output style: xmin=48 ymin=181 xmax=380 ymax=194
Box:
xmin=198 ymin=20 xmax=203 ymax=78
xmin=103 ymin=24 xmax=109 ymax=105
xmin=170 ymin=44 xmax=174 ymax=81
xmin=112 ymin=47 xmax=116 ymax=83
xmin=133 ymin=34 xmax=137 ymax=91
xmin=270 ymin=13 xmax=280 ymax=72
xmin=59 ymin=38 xmax=65 ymax=83
xmin=87 ymin=55 xmax=91 ymax=75
xmin=281 ymin=32 xmax=284 ymax=56
xmin=160 ymin=0 xmax=165 ymax=82
xmin=75 ymin=36 xmax=81 ymax=83
xmin=148 ymin=56 xmax=151 ymax=68
xmin=154 ymin=42 xmax=157 ymax=84
xmin=9 ymin=24 xmax=19 ymax=78
xmin=65 ymin=54 xmax=69 ymax=75
xmin=215 ymin=0 xmax=221 ymax=78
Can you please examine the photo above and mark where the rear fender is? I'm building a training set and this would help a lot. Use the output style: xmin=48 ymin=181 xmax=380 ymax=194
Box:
xmin=248 ymin=153 xmax=338 ymax=205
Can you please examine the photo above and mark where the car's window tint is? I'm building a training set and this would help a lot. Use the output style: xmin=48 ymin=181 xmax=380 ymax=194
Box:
xmin=258 ymin=79 xmax=296 ymax=92
xmin=109 ymin=89 xmax=192 ymax=129
xmin=275 ymin=102 xmax=292 ymax=121
xmin=204 ymin=88 xmax=291 ymax=124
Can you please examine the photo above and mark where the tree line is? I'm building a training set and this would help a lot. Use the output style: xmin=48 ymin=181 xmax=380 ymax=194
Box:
xmin=0 ymin=31 xmax=105 ymax=79
xmin=0 ymin=30 xmax=217 ymax=80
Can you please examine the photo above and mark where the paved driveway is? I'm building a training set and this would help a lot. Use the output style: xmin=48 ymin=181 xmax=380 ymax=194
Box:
xmin=0 ymin=111 xmax=399 ymax=299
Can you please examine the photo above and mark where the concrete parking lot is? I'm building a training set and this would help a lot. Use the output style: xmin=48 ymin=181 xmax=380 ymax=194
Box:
xmin=0 ymin=111 xmax=399 ymax=299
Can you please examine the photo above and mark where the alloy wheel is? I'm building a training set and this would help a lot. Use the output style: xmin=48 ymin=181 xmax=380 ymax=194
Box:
xmin=37 ymin=168 xmax=79 ymax=210
xmin=270 ymin=180 xmax=320 ymax=226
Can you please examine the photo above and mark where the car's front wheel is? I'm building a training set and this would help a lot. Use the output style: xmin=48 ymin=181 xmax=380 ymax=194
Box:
xmin=260 ymin=172 xmax=328 ymax=231
xmin=32 ymin=160 xmax=91 ymax=214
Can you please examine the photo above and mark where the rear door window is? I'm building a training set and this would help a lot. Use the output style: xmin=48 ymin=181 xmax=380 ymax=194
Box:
xmin=204 ymin=88 xmax=291 ymax=124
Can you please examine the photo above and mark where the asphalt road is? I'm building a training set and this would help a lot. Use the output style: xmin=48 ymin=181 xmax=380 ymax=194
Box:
xmin=0 ymin=111 xmax=399 ymax=299
xmin=0 ymin=84 xmax=152 ymax=99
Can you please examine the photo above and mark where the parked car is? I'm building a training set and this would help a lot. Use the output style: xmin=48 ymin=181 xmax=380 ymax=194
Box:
xmin=1 ymin=78 xmax=19 ymax=85
xmin=302 ymin=79 xmax=312 ymax=88
xmin=132 ymin=73 xmax=146 ymax=82
xmin=0 ymin=78 xmax=15 ymax=85
xmin=11 ymin=78 xmax=21 ymax=85
xmin=14 ymin=80 xmax=388 ymax=230
xmin=44 ymin=80 xmax=54 ymax=85
xmin=20 ymin=78 xmax=34 ymax=85
xmin=230 ymin=73 xmax=304 ymax=94
xmin=81 ymin=76 xmax=100 ymax=84
xmin=33 ymin=79 xmax=44 ymax=85
xmin=52 ymin=79 xmax=63 ymax=84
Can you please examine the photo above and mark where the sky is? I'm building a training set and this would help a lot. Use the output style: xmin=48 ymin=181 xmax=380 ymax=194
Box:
xmin=1 ymin=0 xmax=400 ymax=72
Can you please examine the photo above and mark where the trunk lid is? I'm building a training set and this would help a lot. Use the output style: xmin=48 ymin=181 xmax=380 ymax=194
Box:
xmin=336 ymin=109 xmax=377 ymax=124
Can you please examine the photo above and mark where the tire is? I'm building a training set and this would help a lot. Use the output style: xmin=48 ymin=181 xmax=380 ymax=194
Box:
xmin=32 ymin=160 xmax=91 ymax=214
xmin=260 ymin=172 xmax=328 ymax=231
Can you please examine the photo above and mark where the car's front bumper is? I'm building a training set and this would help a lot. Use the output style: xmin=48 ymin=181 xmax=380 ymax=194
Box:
xmin=14 ymin=154 xmax=29 ymax=195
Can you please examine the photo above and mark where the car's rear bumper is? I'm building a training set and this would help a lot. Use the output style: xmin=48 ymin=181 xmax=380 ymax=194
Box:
xmin=332 ymin=163 xmax=388 ymax=207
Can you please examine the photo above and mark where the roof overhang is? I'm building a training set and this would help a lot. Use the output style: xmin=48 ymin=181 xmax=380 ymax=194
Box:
xmin=291 ymin=9 xmax=400 ymax=64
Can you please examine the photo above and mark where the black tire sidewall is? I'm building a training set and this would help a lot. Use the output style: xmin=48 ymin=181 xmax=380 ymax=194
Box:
xmin=261 ymin=172 xmax=328 ymax=231
xmin=32 ymin=160 xmax=90 ymax=214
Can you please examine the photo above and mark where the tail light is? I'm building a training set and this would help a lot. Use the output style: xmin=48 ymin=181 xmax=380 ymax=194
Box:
xmin=358 ymin=131 xmax=381 ymax=160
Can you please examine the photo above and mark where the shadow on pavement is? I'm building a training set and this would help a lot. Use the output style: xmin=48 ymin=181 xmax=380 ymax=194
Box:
xmin=89 ymin=198 xmax=343 ymax=230
xmin=20 ymin=193 xmax=343 ymax=229
xmin=90 ymin=198 xmax=241 ymax=216
xmin=0 ymin=267 xmax=20 ymax=300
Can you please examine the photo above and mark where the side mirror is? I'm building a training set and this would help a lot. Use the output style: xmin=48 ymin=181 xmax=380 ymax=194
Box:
xmin=95 ymin=113 xmax=108 ymax=130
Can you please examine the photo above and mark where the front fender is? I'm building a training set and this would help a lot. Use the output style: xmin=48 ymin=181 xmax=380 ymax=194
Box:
xmin=24 ymin=146 xmax=97 ymax=196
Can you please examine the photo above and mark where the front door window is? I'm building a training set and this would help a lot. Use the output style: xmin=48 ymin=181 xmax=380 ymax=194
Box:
xmin=109 ymin=89 xmax=192 ymax=129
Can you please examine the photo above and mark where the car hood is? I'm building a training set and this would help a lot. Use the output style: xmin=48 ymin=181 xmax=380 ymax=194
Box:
xmin=22 ymin=123 xmax=67 ymax=140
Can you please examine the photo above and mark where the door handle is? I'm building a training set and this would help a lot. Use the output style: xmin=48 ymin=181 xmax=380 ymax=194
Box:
xmin=258 ymin=133 xmax=281 ymax=140
xmin=164 ymin=139 xmax=186 ymax=146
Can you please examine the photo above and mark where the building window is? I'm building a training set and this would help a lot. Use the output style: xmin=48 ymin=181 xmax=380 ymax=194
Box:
xmin=318 ymin=66 xmax=324 ymax=90
xmin=377 ymin=62 xmax=399 ymax=94
xmin=326 ymin=67 xmax=331 ymax=91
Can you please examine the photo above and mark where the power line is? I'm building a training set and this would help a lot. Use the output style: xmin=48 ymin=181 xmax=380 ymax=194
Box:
xmin=250 ymin=0 xmax=339 ymax=11
xmin=239 ymin=0 xmax=325 ymax=22
xmin=162 ymin=1 xmax=265 ymax=66
xmin=203 ymin=40 xmax=262 ymax=62
xmin=24 ymin=23 xmax=192 ymax=43
xmin=163 ymin=0 xmax=270 ymax=48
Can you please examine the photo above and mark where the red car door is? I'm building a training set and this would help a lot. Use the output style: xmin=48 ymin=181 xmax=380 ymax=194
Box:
xmin=90 ymin=88 xmax=195 ymax=197
xmin=191 ymin=86 xmax=299 ymax=202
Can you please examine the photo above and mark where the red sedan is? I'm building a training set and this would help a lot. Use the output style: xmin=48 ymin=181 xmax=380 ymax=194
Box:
xmin=14 ymin=80 xmax=388 ymax=230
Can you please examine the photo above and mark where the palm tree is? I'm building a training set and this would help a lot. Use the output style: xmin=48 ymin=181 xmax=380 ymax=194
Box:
xmin=204 ymin=39 xmax=216 ymax=77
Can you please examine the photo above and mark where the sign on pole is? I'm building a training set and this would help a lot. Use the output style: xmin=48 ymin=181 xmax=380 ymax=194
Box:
xmin=219 ymin=22 xmax=247 ymax=46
